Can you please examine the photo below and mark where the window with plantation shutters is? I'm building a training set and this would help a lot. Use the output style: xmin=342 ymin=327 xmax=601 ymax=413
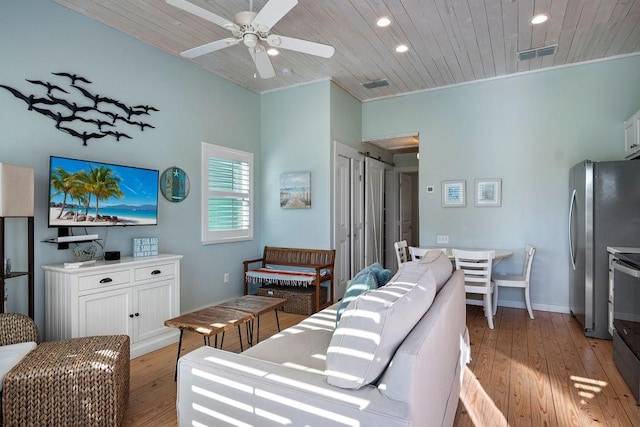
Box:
xmin=201 ymin=142 xmax=254 ymax=244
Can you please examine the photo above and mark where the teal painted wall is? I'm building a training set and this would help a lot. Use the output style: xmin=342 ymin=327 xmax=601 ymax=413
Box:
xmin=259 ymin=81 xmax=332 ymax=248
xmin=363 ymin=55 xmax=640 ymax=311
xmin=1 ymin=0 xmax=262 ymax=329
xmin=330 ymin=83 xmax=362 ymax=149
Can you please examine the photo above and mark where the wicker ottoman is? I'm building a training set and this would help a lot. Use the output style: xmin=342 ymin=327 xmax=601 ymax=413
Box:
xmin=2 ymin=335 xmax=130 ymax=427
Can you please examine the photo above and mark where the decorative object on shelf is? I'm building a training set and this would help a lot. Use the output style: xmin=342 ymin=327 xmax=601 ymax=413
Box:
xmin=475 ymin=178 xmax=502 ymax=207
xmin=160 ymin=167 xmax=190 ymax=202
xmin=280 ymin=172 xmax=311 ymax=209
xmin=72 ymin=243 xmax=97 ymax=262
xmin=133 ymin=237 xmax=159 ymax=257
xmin=0 ymin=72 xmax=158 ymax=146
xmin=442 ymin=180 xmax=466 ymax=207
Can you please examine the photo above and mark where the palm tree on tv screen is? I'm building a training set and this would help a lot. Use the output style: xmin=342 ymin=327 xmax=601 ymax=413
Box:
xmin=51 ymin=166 xmax=79 ymax=219
xmin=86 ymin=165 xmax=124 ymax=218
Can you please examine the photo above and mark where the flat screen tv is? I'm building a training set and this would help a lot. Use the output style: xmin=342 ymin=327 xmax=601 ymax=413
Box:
xmin=48 ymin=156 xmax=159 ymax=227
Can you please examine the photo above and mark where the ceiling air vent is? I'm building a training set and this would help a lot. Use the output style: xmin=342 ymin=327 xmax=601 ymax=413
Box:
xmin=363 ymin=79 xmax=389 ymax=89
xmin=518 ymin=45 xmax=557 ymax=61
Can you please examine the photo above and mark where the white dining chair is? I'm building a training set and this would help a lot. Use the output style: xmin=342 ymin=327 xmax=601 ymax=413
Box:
xmin=394 ymin=240 xmax=410 ymax=267
xmin=493 ymin=245 xmax=536 ymax=319
xmin=453 ymin=249 xmax=496 ymax=329
xmin=409 ymin=247 xmax=447 ymax=261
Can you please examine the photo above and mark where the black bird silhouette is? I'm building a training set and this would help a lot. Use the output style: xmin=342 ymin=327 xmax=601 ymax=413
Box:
xmin=103 ymin=130 xmax=132 ymax=141
xmin=71 ymin=85 xmax=114 ymax=108
xmin=26 ymin=80 xmax=69 ymax=96
xmin=130 ymin=121 xmax=156 ymax=131
xmin=47 ymin=94 xmax=94 ymax=114
xmin=30 ymin=106 xmax=78 ymax=128
xmin=84 ymin=118 xmax=115 ymax=131
xmin=0 ymin=85 xmax=57 ymax=110
xmin=122 ymin=106 xmax=150 ymax=120
xmin=100 ymin=110 xmax=125 ymax=124
xmin=132 ymin=105 xmax=159 ymax=113
xmin=58 ymin=126 xmax=106 ymax=146
xmin=51 ymin=72 xmax=92 ymax=85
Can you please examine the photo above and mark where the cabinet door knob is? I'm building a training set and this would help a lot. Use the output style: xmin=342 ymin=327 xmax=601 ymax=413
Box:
xmin=99 ymin=277 xmax=113 ymax=284
xmin=151 ymin=270 xmax=161 ymax=275
xmin=129 ymin=314 xmax=134 ymax=318
xmin=135 ymin=312 xmax=140 ymax=317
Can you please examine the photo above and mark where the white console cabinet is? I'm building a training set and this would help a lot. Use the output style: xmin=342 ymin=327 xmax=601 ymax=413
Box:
xmin=43 ymin=254 xmax=182 ymax=359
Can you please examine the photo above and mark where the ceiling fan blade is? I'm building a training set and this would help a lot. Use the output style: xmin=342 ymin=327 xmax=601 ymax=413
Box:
xmin=252 ymin=0 xmax=298 ymax=31
xmin=166 ymin=0 xmax=239 ymax=31
xmin=181 ymin=38 xmax=239 ymax=58
xmin=267 ymin=35 xmax=335 ymax=58
xmin=250 ymin=46 xmax=276 ymax=79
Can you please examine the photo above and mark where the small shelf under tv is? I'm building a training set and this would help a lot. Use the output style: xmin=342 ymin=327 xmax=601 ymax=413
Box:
xmin=43 ymin=227 xmax=101 ymax=250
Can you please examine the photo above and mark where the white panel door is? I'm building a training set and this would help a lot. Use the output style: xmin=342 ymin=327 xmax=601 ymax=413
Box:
xmin=79 ymin=288 xmax=132 ymax=337
xmin=352 ymin=157 xmax=364 ymax=275
xmin=134 ymin=280 xmax=175 ymax=343
xmin=365 ymin=158 xmax=386 ymax=265
xmin=334 ymin=154 xmax=351 ymax=301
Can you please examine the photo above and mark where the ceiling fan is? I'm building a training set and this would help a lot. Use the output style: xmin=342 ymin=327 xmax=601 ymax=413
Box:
xmin=166 ymin=0 xmax=335 ymax=79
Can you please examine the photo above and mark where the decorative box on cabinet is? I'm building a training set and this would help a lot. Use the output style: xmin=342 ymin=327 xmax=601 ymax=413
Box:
xmin=624 ymin=110 xmax=640 ymax=159
xmin=42 ymin=254 xmax=182 ymax=359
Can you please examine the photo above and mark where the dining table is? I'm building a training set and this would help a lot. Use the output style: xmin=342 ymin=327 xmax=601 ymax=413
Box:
xmin=420 ymin=247 xmax=513 ymax=266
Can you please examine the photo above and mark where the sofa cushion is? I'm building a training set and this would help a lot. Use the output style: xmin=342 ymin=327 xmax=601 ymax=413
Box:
xmin=336 ymin=267 xmax=379 ymax=324
xmin=0 ymin=341 xmax=37 ymax=392
xmin=418 ymin=250 xmax=453 ymax=292
xmin=325 ymin=267 xmax=437 ymax=389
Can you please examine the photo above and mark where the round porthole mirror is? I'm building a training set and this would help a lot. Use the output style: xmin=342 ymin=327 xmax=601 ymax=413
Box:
xmin=160 ymin=166 xmax=190 ymax=202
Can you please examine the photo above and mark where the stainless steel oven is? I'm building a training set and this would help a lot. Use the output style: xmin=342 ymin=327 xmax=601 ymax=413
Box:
xmin=608 ymin=248 xmax=640 ymax=402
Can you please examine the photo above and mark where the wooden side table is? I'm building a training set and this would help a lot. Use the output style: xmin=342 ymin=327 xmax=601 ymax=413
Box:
xmin=165 ymin=306 xmax=253 ymax=380
xmin=216 ymin=295 xmax=288 ymax=345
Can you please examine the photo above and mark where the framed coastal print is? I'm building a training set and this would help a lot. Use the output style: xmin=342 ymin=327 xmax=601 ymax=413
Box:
xmin=280 ymin=172 xmax=311 ymax=209
xmin=442 ymin=180 xmax=466 ymax=207
xmin=475 ymin=178 xmax=502 ymax=207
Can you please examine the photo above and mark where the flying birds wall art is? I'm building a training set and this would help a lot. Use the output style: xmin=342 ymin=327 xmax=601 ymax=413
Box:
xmin=0 ymin=72 xmax=158 ymax=146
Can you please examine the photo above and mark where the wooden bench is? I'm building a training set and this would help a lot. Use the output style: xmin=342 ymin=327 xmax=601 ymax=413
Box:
xmin=243 ymin=246 xmax=335 ymax=313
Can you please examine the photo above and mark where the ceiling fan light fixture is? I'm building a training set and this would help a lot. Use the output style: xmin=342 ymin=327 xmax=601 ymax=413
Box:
xmin=531 ymin=14 xmax=549 ymax=24
xmin=395 ymin=44 xmax=409 ymax=53
xmin=267 ymin=48 xmax=279 ymax=56
xmin=376 ymin=17 xmax=391 ymax=27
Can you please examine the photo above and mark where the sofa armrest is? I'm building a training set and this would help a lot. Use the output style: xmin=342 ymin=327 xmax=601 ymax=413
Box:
xmin=0 ymin=313 xmax=40 ymax=346
xmin=177 ymin=346 xmax=410 ymax=427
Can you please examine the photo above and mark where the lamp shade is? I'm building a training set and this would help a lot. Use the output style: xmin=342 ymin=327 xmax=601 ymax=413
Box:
xmin=0 ymin=163 xmax=35 ymax=217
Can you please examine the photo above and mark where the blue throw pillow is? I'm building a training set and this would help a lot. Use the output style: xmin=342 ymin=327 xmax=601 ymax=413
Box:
xmin=336 ymin=267 xmax=380 ymax=324
xmin=367 ymin=262 xmax=392 ymax=287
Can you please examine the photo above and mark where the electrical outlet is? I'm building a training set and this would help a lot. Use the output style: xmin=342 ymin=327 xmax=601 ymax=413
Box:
xmin=224 ymin=273 xmax=229 ymax=283
xmin=436 ymin=235 xmax=449 ymax=244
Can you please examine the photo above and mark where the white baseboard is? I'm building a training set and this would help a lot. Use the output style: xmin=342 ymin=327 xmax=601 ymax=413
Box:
xmin=466 ymin=298 xmax=570 ymax=314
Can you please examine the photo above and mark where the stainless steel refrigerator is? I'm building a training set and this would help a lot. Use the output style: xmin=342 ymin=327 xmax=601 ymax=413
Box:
xmin=569 ymin=159 xmax=640 ymax=339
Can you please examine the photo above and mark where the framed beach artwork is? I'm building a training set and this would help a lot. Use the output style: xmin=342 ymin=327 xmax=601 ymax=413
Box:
xmin=442 ymin=180 xmax=466 ymax=207
xmin=475 ymin=178 xmax=502 ymax=207
xmin=280 ymin=172 xmax=311 ymax=209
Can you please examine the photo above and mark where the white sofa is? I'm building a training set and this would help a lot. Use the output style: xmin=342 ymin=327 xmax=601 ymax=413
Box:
xmin=177 ymin=251 xmax=470 ymax=426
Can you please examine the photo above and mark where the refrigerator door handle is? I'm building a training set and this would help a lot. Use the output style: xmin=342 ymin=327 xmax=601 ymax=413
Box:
xmin=569 ymin=189 xmax=577 ymax=270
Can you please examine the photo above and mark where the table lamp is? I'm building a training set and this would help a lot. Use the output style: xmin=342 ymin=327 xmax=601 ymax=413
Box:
xmin=0 ymin=163 xmax=35 ymax=217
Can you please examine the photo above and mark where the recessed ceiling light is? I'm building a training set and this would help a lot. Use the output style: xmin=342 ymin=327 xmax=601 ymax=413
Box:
xmin=376 ymin=17 xmax=391 ymax=27
xmin=531 ymin=14 xmax=549 ymax=24
xmin=395 ymin=44 xmax=409 ymax=53
xmin=267 ymin=48 xmax=279 ymax=56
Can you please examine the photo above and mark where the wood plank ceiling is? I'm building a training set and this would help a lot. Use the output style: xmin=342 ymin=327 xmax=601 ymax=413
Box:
xmin=53 ymin=0 xmax=640 ymax=102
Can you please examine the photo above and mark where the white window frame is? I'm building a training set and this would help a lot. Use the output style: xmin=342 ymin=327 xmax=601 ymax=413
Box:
xmin=201 ymin=142 xmax=254 ymax=244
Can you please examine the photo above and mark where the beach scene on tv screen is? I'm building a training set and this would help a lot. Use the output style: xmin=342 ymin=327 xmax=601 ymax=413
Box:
xmin=49 ymin=157 xmax=158 ymax=227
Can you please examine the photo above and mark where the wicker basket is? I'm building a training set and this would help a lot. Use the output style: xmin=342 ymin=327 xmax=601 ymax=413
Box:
xmin=258 ymin=285 xmax=328 ymax=315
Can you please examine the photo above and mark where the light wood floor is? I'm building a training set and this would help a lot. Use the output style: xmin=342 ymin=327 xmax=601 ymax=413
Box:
xmin=123 ymin=306 xmax=640 ymax=426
